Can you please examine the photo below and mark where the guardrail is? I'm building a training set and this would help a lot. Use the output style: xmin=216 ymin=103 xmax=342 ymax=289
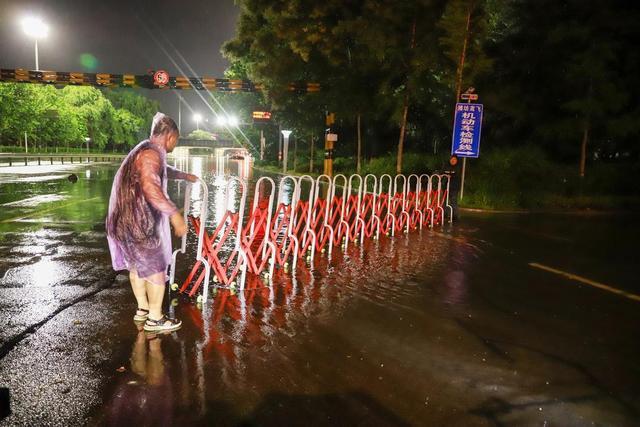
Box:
xmin=0 ymin=153 xmax=124 ymax=167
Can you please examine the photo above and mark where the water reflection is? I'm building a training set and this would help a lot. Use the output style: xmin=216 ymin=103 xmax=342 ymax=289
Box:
xmin=99 ymin=227 xmax=462 ymax=424
xmin=105 ymin=325 xmax=174 ymax=426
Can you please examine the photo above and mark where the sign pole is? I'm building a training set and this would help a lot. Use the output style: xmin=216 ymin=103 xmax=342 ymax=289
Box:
xmin=460 ymin=157 xmax=466 ymax=200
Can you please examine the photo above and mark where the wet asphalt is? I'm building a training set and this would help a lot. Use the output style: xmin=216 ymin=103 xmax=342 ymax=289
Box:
xmin=0 ymin=158 xmax=639 ymax=426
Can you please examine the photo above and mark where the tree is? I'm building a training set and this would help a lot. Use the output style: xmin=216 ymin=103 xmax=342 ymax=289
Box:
xmin=487 ymin=0 xmax=640 ymax=176
xmin=104 ymin=89 xmax=160 ymax=140
xmin=0 ymin=82 xmax=159 ymax=151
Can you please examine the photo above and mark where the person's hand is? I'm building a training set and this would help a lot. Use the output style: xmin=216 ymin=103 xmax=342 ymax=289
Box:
xmin=185 ymin=173 xmax=198 ymax=183
xmin=170 ymin=212 xmax=187 ymax=237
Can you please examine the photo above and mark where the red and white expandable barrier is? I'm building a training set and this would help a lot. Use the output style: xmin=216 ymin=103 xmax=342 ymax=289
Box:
xmin=170 ymin=172 xmax=453 ymax=303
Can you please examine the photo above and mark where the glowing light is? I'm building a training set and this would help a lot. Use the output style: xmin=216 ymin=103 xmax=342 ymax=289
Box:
xmin=21 ymin=16 xmax=49 ymax=39
xmin=228 ymin=115 xmax=239 ymax=127
xmin=193 ymin=113 xmax=202 ymax=122
xmin=79 ymin=53 xmax=98 ymax=70
xmin=216 ymin=115 xmax=227 ymax=127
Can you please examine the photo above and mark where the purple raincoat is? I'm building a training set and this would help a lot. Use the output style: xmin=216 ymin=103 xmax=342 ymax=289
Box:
xmin=106 ymin=139 xmax=188 ymax=285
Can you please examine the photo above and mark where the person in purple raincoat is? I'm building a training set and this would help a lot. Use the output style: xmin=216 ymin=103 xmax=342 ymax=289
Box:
xmin=106 ymin=113 xmax=196 ymax=332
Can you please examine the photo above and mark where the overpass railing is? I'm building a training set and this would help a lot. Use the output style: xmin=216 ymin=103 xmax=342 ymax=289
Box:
xmin=0 ymin=153 xmax=124 ymax=167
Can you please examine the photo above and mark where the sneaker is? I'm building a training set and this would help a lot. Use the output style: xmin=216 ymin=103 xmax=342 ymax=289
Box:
xmin=143 ymin=315 xmax=182 ymax=332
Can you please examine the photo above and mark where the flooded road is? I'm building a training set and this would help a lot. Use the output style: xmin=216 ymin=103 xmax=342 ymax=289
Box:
xmin=0 ymin=153 xmax=639 ymax=426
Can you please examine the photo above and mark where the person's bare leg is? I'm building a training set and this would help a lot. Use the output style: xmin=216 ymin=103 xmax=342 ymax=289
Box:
xmin=145 ymin=272 xmax=166 ymax=320
xmin=130 ymin=270 xmax=149 ymax=316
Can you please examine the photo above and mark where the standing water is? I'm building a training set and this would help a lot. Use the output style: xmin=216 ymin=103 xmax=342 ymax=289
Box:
xmin=0 ymin=151 xmax=638 ymax=426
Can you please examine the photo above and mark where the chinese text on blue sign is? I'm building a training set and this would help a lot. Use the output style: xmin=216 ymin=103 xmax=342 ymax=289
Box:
xmin=451 ymin=103 xmax=483 ymax=158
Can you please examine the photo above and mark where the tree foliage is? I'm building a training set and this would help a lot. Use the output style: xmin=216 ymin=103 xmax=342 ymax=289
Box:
xmin=0 ymin=83 xmax=159 ymax=151
xmin=223 ymin=0 xmax=640 ymax=176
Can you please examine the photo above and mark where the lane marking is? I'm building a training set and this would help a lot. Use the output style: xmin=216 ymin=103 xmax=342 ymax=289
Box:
xmin=0 ymin=197 xmax=101 ymax=223
xmin=529 ymin=262 xmax=640 ymax=303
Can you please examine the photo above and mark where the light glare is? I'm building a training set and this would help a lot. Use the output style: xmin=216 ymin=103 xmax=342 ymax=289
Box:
xmin=22 ymin=16 xmax=49 ymax=39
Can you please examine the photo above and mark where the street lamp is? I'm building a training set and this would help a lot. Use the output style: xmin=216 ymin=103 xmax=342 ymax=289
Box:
xmin=193 ymin=113 xmax=202 ymax=130
xmin=281 ymin=130 xmax=292 ymax=173
xmin=21 ymin=16 xmax=49 ymax=71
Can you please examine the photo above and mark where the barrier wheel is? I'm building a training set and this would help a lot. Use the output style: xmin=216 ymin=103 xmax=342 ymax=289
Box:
xmin=170 ymin=283 xmax=179 ymax=292
xmin=196 ymin=295 xmax=203 ymax=303
xmin=171 ymin=298 xmax=179 ymax=307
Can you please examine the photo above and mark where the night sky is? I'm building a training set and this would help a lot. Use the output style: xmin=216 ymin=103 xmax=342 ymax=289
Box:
xmin=0 ymin=0 xmax=240 ymax=134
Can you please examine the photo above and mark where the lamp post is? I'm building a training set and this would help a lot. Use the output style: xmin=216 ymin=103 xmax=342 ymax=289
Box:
xmin=193 ymin=113 xmax=202 ymax=131
xmin=281 ymin=130 xmax=292 ymax=173
xmin=21 ymin=16 xmax=49 ymax=70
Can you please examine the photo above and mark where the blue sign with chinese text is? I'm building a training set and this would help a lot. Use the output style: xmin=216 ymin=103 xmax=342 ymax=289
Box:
xmin=451 ymin=103 xmax=483 ymax=158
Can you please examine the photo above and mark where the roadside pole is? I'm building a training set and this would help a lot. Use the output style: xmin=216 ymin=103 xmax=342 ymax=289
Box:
xmin=324 ymin=112 xmax=336 ymax=177
xmin=278 ymin=124 xmax=283 ymax=166
xmin=260 ymin=130 xmax=265 ymax=161
xmin=460 ymin=157 xmax=467 ymax=199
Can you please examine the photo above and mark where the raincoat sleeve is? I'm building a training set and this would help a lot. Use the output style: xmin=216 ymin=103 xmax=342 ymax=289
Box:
xmin=135 ymin=150 xmax=179 ymax=216
xmin=166 ymin=165 xmax=190 ymax=180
